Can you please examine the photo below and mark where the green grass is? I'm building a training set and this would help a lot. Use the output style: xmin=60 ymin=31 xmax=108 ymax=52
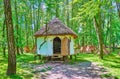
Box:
xmin=0 ymin=52 xmax=43 ymax=79
xmin=71 ymin=51 xmax=120 ymax=79
xmin=0 ymin=50 xmax=120 ymax=79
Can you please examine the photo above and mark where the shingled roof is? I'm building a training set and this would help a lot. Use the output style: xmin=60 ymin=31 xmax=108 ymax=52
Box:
xmin=34 ymin=18 xmax=77 ymax=38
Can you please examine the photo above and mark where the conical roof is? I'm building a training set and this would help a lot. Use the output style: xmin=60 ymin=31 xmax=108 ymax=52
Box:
xmin=34 ymin=18 xmax=77 ymax=38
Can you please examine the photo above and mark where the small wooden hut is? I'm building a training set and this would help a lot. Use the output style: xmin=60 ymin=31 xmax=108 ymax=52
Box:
xmin=34 ymin=18 xmax=77 ymax=58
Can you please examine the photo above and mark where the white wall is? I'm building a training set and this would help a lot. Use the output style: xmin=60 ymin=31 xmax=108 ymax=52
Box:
xmin=37 ymin=37 xmax=53 ymax=56
xmin=37 ymin=35 xmax=75 ymax=56
xmin=70 ymin=37 xmax=74 ymax=55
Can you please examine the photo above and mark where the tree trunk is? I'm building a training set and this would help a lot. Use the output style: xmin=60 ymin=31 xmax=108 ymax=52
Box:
xmin=19 ymin=17 xmax=23 ymax=54
xmin=94 ymin=16 xmax=104 ymax=59
xmin=66 ymin=0 xmax=69 ymax=27
xmin=71 ymin=0 xmax=74 ymax=29
xmin=112 ymin=41 xmax=115 ymax=51
xmin=35 ymin=1 xmax=40 ymax=50
xmin=55 ymin=0 xmax=59 ymax=17
xmin=31 ymin=6 xmax=34 ymax=47
xmin=15 ymin=0 xmax=20 ymax=55
xmin=25 ymin=15 xmax=28 ymax=46
xmin=82 ymin=34 xmax=85 ymax=46
xmin=4 ymin=0 xmax=16 ymax=75
xmin=2 ymin=20 xmax=6 ymax=57
xmin=116 ymin=2 xmax=120 ymax=18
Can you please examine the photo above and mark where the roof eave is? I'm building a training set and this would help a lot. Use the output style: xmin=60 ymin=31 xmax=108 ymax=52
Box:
xmin=34 ymin=34 xmax=78 ymax=38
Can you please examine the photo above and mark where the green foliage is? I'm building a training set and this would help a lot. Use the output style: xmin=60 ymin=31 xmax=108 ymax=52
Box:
xmin=0 ymin=0 xmax=119 ymax=49
xmin=72 ymin=0 xmax=120 ymax=47
xmin=0 ymin=0 xmax=120 ymax=78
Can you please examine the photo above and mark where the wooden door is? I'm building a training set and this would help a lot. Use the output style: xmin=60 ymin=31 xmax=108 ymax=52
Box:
xmin=61 ymin=37 xmax=70 ymax=56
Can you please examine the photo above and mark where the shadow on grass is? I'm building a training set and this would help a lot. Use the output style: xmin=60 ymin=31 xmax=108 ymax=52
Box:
xmin=0 ymin=74 xmax=22 ymax=79
xmin=68 ymin=56 xmax=92 ymax=65
xmin=111 ymin=64 xmax=120 ymax=68
xmin=0 ymin=53 xmax=35 ymax=79
xmin=103 ymin=58 xmax=120 ymax=63
xmin=9 ymin=74 xmax=22 ymax=79
xmin=103 ymin=55 xmax=120 ymax=69
xmin=17 ymin=54 xmax=34 ymax=63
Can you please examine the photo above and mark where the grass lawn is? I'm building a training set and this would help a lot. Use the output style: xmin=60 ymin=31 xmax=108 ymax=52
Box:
xmin=0 ymin=53 xmax=43 ymax=79
xmin=0 ymin=50 xmax=120 ymax=79
xmin=73 ymin=51 xmax=120 ymax=79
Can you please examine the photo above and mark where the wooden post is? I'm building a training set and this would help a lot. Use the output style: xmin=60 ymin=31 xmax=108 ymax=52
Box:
xmin=70 ymin=55 xmax=72 ymax=59
xmin=34 ymin=54 xmax=41 ymax=60
xmin=74 ymin=54 xmax=77 ymax=60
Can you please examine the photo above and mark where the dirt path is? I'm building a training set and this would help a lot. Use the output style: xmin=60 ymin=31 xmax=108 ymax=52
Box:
xmin=33 ymin=62 xmax=112 ymax=79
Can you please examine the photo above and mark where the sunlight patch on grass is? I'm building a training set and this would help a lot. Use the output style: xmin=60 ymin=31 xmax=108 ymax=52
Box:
xmin=0 ymin=53 xmax=35 ymax=79
xmin=75 ymin=52 xmax=120 ymax=79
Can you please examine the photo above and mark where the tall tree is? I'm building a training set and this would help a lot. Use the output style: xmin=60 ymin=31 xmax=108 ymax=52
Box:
xmin=116 ymin=0 xmax=120 ymax=18
xmin=14 ymin=0 xmax=20 ymax=55
xmin=66 ymin=0 xmax=69 ymax=27
xmin=4 ymin=0 xmax=16 ymax=75
xmin=55 ymin=0 xmax=59 ymax=17
xmin=2 ymin=20 xmax=6 ymax=57
xmin=94 ymin=15 xmax=104 ymax=59
xmin=73 ymin=0 xmax=104 ymax=59
xmin=25 ymin=14 xmax=29 ymax=46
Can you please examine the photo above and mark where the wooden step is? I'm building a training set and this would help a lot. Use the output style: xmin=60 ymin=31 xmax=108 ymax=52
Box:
xmin=53 ymin=54 xmax=61 ymax=56
xmin=50 ymin=60 xmax=64 ymax=63
xmin=51 ymin=54 xmax=63 ymax=61
xmin=52 ymin=56 xmax=62 ymax=58
xmin=52 ymin=54 xmax=63 ymax=59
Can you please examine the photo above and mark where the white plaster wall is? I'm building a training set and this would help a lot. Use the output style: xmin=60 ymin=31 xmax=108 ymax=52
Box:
xmin=37 ymin=37 xmax=53 ymax=56
xmin=37 ymin=35 xmax=75 ymax=56
xmin=70 ymin=37 xmax=74 ymax=55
